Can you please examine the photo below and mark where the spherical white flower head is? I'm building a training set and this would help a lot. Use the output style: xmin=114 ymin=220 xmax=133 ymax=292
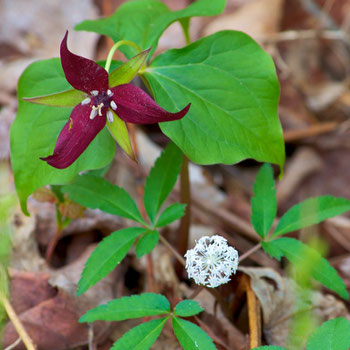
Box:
xmin=184 ymin=235 xmax=239 ymax=288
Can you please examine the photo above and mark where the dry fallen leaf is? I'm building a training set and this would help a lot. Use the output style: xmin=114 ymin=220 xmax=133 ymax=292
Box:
xmin=203 ymin=0 xmax=284 ymax=44
xmin=239 ymin=266 xmax=349 ymax=347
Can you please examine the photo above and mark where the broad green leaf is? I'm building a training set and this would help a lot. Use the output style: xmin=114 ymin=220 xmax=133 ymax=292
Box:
xmin=273 ymin=196 xmax=350 ymax=237
xmin=24 ymin=89 xmax=86 ymax=107
xmin=136 ymin=231 xmax=159 ymax=258
xmin=143 ymin=142 xmax=183 ymax=224
xmin=62 ymin=175 xmax=145 ymax=224
xmin=155 ymin=203 xmax=186 ymax=227
xmin=172 ymin=317 xmax=216 ymax=350
xmin=76 ymin=0 xmax=226 ymax=59
xmin=77 ymin=227 xmax=146 ymax=295
xmin=144 ymin=31 xmax=285 ymax=169
xmin=80 ymin=293 xmax=170 ymax=322
xmin=307 ymin=317 xmax=350 ymax=350
xmin=174 ymin=300 xmax=203 ymax=317
xmin=261 ymin=238 xmax=349 ymax=300
xmin=10 ymin=58 xmax=115 ymax=214
xmin=252 ymin=347 xmax=287 ymax=350
xmin=111 ymin=318 xmax=168 ymax=350
xmin=109 ymin=49 xmax=150 ymax=86
xmin=251 ymin=164 xmax=276 ymax=238
xmin=107 ymin=111 xmax=135 ymax=160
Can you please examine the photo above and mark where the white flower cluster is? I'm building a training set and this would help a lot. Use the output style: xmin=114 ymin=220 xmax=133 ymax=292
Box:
xmin=185 ymin=235 xmax=239 ymax=288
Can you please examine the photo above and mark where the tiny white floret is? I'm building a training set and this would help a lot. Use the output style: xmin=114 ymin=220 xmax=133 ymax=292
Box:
xmin=90 ymin=90 xmax=99 ymax=96
xmin=110 ymin=100 xmax=117 ymax=111
xmin=107 ymin=110 xmax=114 ymax=123
xmin=107 ymin=89 xmax=113 ymax=96
xmin=184 ymin=235 xmax=238 ymax=288
xmin=81 ymin=97 xmax=91 ymax=105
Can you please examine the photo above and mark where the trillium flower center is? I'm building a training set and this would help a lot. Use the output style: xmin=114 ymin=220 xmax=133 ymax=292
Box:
xmin=82 ymin=89 xmax=117 ymax=123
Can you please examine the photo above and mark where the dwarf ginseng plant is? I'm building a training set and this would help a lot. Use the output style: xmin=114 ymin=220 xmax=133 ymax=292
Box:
xmin=9 ymin=0 xmax=350 ymax=349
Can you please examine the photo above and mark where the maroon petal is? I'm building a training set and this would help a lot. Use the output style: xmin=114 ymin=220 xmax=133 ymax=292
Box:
xmin=41 ymin=103 xmax=106 ymax=169
xmin=110 ymin=84 xmax=190 ymax=124
xmin=60 ymin=31 xmax=108 ymax=94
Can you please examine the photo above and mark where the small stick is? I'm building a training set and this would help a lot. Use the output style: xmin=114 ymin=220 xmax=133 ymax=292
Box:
xmin=283 ymin=122 xmax=338 ymax=142
xmin=159 ymin=234 xmax=186 ymax=266
xmin=239 ymin=243 xmax=261 ymax=263
xmin=0 ymin=292 xmax=36 ymax=350
xmin=88 ymin=323 xmax=95 ymax=350
xmin=4 ymin=337 xmax=21 ymax=350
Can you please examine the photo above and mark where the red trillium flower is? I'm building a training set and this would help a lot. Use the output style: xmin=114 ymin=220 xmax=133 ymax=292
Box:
xmin=38 ymin=32 xmax=190 ymax=169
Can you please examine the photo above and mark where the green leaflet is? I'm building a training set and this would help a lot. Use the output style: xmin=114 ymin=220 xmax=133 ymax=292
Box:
xmin=251 ymin=164 xmax=277 ymax=238
xmin=174 ymin=300 xmax=203 ymax=317
xmin=273 ymin=195 xmax=350 ymax=237
xmin=111 ymin=318 xmax=168 ymax=350
xmin=155 ymin=203 xmax=186 ymax=228
xmin=262 ymin=238 xmax=349 ymax=300
xmin=144 ymin=31 xmax=285 ymax=169
xmin=143 ymin=142 xmax=183 ymax=224
xmin=10 ymin=58 xmax=115 ymax=214
xmin=62 ymin=175 xmax=145 ymax=224
xmin=75 ymin=0 xmax=226 ymax=59
xmin=136 ymin=231 xmax=159 ymax=258
xmin=80 ymin=293 xmax=170 ymax=321
xmin=172 ymin=317 xmax=216 ymax=350
xmin=77 ymin=227 xmax=146 ymax=295
xmin=307 ymin=317 xmax=350 ymax=350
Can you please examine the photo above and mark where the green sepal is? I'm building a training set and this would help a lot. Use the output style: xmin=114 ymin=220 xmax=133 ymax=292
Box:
xmin=107 ymin=111 xmax=135 ymax=160
xmin=109 ymin=48 xmax=151 ymax=87
xmin=23 ymin=88 xmax=86 ymax=107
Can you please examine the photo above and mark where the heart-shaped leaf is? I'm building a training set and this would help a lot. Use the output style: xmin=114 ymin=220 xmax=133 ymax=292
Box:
xmin=144 ymin=31 xmax=285 ymax=169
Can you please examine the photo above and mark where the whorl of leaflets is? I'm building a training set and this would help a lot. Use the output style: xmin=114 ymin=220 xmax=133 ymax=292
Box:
xmin=185 ymin=235 xmax=238 ymax=288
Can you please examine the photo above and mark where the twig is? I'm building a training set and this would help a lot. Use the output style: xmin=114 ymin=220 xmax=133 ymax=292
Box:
xmin=260 ymin=29 xmax=350 ymax=44
xmin=4 ymin=337 xmax=21 ymax=350
xmin=283 ymin=122 xmax=338 ymax=142
xmin=191 ymin=195 xmax=260 ymax=242
xmin=244 ymin=275 xmax=261 ymax=348
xmin=0 ymin=292 xmax=36 ymax=350
xmin=238 ymin=243 xmax=261 ymax=263
xmin=88 ymin=323 xmax=95 ymax=350
xmin=159 ymin=234 xmax=186 ymax=266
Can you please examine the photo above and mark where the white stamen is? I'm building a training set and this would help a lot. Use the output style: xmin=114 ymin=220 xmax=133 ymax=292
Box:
xmin=107 ymin=89 xmax=113 ymax=96
xmin=97 ymin=103 xmax=104 ymax=116
xmin=107 ymin=110 xmax=114 ymax=123
xmin=89 ymin=108 xmax=98 ymax=120
xmin=81 ymin=97 xmax=91 ymax=105
xmin=90 ymin=90 xmax=99 ymax=96
xmin=110 ymin=100 xmax=117 ymax=111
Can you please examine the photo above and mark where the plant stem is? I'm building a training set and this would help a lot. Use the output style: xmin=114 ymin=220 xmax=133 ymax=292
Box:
xmin=45 ymin=206 xmax=64 ymax=263
xmin=104 ymin=40 xmax=141 ymax=73
xmin=0 ymin=292 xmax=36 ymax=350
xmin=159 ymin=234 xmax=186 ymax=266
xmin=238 ymin=243 xmax=261 ymax=263
xmin=175 ymin=156 xmax=191 ymax=278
